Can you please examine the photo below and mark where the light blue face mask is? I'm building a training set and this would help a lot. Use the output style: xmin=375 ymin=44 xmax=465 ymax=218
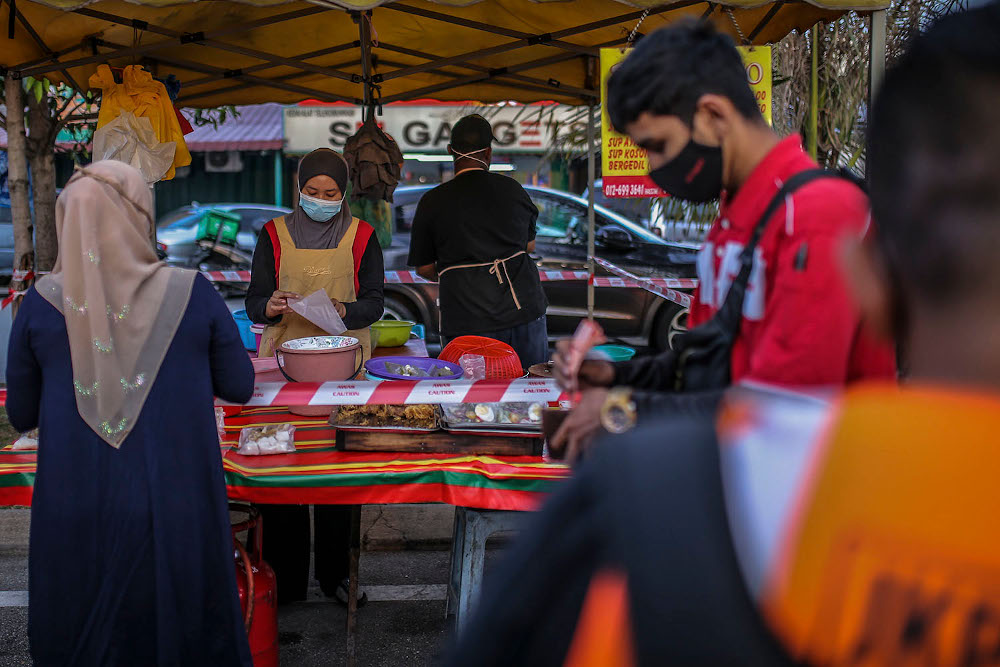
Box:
xmin=299 ymin=191 xmax=343 ymax=222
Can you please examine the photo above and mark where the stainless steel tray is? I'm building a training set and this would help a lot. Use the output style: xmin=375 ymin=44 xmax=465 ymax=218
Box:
xmin=329 ymin=405 xmax=441 ymax=433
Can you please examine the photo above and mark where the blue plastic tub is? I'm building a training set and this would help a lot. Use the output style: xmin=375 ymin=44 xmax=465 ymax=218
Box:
xmin=364 ymin=356 xmax=463 ymax=381
xmin=232 ymin=310 xmax=257 ymax=350
xmin=593 ymin=344 xmax=636 ymax=362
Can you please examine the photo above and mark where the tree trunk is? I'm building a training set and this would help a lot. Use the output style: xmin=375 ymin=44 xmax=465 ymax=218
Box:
xmin=4 ymin=77 xmax=35 ymax=319
xmin=27 ymin=93 xmax=59 ymax=272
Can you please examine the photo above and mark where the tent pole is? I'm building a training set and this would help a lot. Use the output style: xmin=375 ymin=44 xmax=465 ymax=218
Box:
xmin=182 ymin=42 xmax=359 ymax=89
xmin=808 ymin=23 xmax=819 ymax=160
xmin=274 ymin=152 xmax=284 ymax=207
xmin=90 ymin=39 xmax=362 ymax=105
xmin=867 ymin=9 xmax=887 ymax=171
xmin=587 ymin=103 xmax=596 ymax=321
xmin=377 ymin=2 xmax=701 ymax=83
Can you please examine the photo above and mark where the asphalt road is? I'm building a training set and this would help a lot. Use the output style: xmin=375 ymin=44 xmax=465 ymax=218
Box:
xmin=0 ymin=507 xmax=509 ymax=666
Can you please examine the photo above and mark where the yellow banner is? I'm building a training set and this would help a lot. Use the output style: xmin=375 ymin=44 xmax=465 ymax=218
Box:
xmin=741 ymin=46 xmax=773 ymax=126
xmin=600 ymin=46 xmax=772 ymax=198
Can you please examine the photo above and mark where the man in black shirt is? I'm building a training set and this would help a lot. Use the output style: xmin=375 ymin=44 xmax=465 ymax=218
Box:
xmin=407 ymin=114 xmax=549 ymax=367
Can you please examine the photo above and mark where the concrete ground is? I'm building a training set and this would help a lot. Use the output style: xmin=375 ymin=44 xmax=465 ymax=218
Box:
xmin=0 ymin=505 xmax=510 ymax=666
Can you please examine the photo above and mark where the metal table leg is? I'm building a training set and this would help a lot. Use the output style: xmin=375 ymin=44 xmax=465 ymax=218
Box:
xmin=447 ymin=507 xmax=524 ymax=633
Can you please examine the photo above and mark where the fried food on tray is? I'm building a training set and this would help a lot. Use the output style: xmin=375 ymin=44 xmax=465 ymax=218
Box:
xmin=332 ymin=404 xmax=437 ymax=429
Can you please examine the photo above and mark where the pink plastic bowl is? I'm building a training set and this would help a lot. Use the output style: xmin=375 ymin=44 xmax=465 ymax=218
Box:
xmin=277 ymin=336 xmax=362 ymax=416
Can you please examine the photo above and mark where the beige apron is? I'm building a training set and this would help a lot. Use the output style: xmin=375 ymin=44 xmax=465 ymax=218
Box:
xmin=258 ymin=216 xmax=372 ymax=371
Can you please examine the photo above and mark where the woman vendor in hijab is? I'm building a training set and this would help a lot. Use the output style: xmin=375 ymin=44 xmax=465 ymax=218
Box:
xmin=246 ymin=148 xmax=384 ymax=359
xmin=245 ymin=148 xmax=384 ymax=606
xmin=6 ymin=161 xmax=255 ymax=666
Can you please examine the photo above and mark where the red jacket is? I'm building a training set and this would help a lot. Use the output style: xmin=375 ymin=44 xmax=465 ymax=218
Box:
xmin=687 ymin=136 xmax=895 ymax=386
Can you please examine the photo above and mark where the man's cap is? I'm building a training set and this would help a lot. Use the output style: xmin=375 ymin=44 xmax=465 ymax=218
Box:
xmin=450 ymin=114 xmax=495 ymax=154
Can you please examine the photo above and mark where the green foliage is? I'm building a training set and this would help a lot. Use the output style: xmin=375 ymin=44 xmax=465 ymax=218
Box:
xmin=191 ymin=105 xmax=241 ymax=130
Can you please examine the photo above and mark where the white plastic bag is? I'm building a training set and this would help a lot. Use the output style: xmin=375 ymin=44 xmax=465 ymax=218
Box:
xmin=215 ymin=407 xmax=227 ymax=444
xmin=289 ymin=289 xmax=347 ymax=336
xmin=459 ymin=354 xmax=487 ymax=381
xmin=237 ymin=424 xmax=296 ymax=456
xmin=92 ymin=111 xmax=177 ymax=184
xmin=12 ymin=429 xmax=38 ymax=451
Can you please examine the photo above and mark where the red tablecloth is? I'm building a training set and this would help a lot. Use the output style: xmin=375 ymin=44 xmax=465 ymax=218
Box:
xmin=0 ymin=408 xmax=570 ymax=511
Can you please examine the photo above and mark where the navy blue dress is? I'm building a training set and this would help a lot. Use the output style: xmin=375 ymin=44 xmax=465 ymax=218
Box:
xmin=6 ymin=275 xmax=255 ymax=667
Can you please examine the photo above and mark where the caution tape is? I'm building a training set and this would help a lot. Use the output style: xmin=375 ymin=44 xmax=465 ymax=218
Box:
xmin=201 ymin=268 xmax=699 ymax=291
xmin=221 ymin=378 xmax=568 ymax=408
xmin=1 ymin=291 xmax=26 ymax=309
xmin=593 ymin=258 xmax=694 ymax=309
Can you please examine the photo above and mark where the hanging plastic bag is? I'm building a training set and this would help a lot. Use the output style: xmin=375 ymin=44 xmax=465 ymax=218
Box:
xmin=288 ymin=289 xmax=347 ymax=335
xmin=92 ymin=110 xmax=176 ymax=184
xmin=459 ymin=354 xmax=487 ymax=381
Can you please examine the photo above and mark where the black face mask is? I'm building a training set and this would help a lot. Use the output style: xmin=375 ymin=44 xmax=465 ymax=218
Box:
xmin=648 ymin=138 xmax=723 ymax=203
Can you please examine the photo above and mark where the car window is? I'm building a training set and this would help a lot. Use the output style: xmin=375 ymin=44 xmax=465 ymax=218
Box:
xmin=391 ymin=190 xmax=426 ymax=230
xmin=531 ymin=196 xmax=587 ymax=243
xmin=157 ymin=206 xmax=195 ymax=229
xmin=0 ymin=224 xmax=14 ymax=246
xmin=232 ymin=208 xmax=280 ymax=234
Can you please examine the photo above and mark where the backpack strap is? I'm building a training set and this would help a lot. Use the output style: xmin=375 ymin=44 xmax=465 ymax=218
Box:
xmin=714 ymin=169 xmax=859 ymax=336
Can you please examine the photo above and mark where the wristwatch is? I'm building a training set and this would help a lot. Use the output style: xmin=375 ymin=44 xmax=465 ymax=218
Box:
xmin=600 ymin=387 xmax=637 ymax=434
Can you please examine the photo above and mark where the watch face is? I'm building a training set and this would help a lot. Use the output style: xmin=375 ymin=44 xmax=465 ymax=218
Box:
xmin=603 ymin=404 xmax=636 ymax=434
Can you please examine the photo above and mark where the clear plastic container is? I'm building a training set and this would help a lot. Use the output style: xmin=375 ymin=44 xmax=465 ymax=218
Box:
xmin=237 ymin=424 xmax=296 ymax=456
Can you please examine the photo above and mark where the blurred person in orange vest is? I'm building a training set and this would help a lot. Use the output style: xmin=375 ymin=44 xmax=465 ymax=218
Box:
xmin=447 ymin=4 xmax=1000 ymax=664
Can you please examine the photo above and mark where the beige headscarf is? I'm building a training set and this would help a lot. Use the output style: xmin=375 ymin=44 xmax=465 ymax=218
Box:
xmin=36 ymin=161 xmax=197 ymax=447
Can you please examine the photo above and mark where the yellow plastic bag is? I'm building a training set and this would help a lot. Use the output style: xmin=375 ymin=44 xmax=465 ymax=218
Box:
xmin=89 ymin=65 xmax=191 ymax=180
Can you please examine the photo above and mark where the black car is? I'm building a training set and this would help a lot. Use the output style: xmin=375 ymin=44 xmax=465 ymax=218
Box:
xmin=385 ymin=185 xmax=699 ymax=350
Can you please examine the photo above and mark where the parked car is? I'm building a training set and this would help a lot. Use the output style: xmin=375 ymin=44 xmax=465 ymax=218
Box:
xmin=386 ymin=185 xmax=700 ymax=350
xmin=156 ymin=202 xmax=292 ymax=269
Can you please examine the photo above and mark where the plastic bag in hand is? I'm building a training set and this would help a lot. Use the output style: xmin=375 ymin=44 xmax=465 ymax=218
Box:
xmin=289 ymin=289 xmax=347 ymax=335
xmin=92 ymin=110 xmax=177 ymax=184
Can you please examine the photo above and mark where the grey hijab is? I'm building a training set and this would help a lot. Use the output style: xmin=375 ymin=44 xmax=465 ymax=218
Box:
xmin=287 ymin=149 xmax=354 ymax=249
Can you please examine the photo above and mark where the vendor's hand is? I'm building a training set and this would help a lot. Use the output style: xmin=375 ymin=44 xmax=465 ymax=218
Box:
xmin=551 ymin=388 xmax=608 ymax=464
xmin=265 ymin=290 xmax=301 ymax=319
xmin=330 ymin=298 xmax=347 ymax=318
xmin=552 ymin=339 xmax=615 ymax=392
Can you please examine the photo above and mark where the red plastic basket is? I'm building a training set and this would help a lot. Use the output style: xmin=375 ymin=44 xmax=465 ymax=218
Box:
xmin=439 ymin=336 xmax=524 ymax=380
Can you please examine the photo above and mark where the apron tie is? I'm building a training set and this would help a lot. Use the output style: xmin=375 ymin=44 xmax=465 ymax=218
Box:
xmin=439 ymin=250 xmax=527 ymax=311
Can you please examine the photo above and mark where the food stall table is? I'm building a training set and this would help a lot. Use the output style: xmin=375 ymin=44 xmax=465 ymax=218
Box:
xmin=0 ymin=406 xmax=569 ymax=661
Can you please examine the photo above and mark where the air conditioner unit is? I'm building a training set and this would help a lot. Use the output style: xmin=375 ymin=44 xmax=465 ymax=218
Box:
xmin=205 ymin=151 xmax=244 ymax=173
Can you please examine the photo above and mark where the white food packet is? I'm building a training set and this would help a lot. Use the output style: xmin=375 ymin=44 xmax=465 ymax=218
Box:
xmin=237 ymin=424 xmax=296 ymax=456
xmin=215 ymin=407 xmax=227 ymax=444
xmin=289 ymin=289 xmax=347 ymax=336
xmin=12 ymin=429 xmax=39 ymax=451
xmin=459 ymin=354 xmax=487 ymax=381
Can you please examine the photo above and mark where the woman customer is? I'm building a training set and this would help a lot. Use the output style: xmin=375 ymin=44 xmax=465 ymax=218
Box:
xmin=6 ymin=161 xmax=255 ymax=665
xmin=245 ymin=148 xmax=384 ymax=605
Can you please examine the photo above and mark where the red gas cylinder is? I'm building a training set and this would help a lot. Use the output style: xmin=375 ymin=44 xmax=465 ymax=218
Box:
xmin=232 ymin=504 xmax=279 ymax=667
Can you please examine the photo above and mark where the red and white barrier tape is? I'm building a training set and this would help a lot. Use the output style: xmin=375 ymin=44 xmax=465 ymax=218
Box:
xmin=201 ymin=268 xmax=699 ymax=292
xmin=1 ymin=291 xmax=26 ymax=309
xmin=221 ymin=378 xmax=567 ymax=408
xmin=593 ymin=258 xmax=694 ymax=309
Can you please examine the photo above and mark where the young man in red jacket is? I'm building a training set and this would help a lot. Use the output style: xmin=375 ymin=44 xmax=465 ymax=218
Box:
xmin=552 ymin=21 xmax=895 ymax=459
